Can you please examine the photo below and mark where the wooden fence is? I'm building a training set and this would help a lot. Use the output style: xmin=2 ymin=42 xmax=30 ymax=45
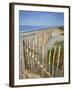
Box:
xmin=19 ymin=31 xmax=64 ymax=79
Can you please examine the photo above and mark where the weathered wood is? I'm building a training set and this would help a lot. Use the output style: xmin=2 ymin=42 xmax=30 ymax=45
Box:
xmin=23 ymin=40 xmax=27 ymax=69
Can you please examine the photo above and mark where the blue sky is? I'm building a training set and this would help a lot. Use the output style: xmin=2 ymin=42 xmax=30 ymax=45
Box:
xmin=19 ymin=10 xmax=64 ymax=27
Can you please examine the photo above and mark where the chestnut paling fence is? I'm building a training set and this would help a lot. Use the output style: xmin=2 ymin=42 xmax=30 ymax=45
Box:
xmin=19 ymin=32 xmax=64 ymax=79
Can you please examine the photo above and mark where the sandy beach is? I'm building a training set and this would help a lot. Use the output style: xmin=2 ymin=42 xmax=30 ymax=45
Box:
xmin=19 ymin=28 xmax=64 ymax=79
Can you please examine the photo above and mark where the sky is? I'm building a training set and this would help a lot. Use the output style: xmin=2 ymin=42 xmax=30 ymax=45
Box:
xmin=19 ymin=10 xmax=64 ymax=27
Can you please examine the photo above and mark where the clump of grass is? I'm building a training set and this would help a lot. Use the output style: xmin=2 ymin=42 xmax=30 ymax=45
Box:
xmin=47 ymin=41 xmax=64 ymax=76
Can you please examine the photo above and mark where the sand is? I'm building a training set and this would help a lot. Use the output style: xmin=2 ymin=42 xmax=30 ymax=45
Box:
xmin=19 ymin=28 xmax=64 ymax=79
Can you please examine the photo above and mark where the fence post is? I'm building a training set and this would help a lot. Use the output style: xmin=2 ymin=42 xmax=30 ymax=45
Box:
xmin=23 ymin=40 xmax=27 ymax=69
xmin=52 ymin=46 xmax=57 ymax=77
xmin=48 ymin=48 xmax=51 ymax=75
xmin=55 ymin=46 xmax=61 ymax=76
xmin=41 ymin=33 xmax=45 ymax=77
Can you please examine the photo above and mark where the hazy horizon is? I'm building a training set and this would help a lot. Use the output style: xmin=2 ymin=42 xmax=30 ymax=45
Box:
xmin=19 ymin=25 xmax=64 ymax=32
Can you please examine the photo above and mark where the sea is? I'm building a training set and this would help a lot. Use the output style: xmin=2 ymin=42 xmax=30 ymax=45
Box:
xmin=19 ymin=25 xmax=51 ymax=32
